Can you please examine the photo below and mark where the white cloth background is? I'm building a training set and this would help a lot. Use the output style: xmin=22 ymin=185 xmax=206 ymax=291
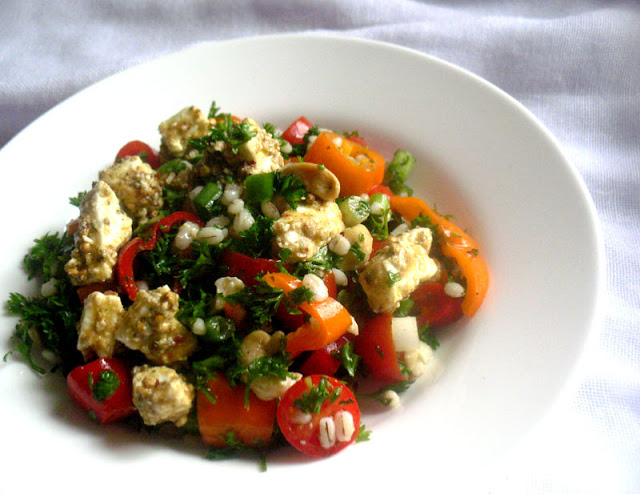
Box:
xmin=1 ymin=1 xmax=638 ymax=492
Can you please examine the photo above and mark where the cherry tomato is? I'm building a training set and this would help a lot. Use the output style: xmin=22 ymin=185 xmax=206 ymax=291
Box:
xmin=368 ymin=183 xmax=393 ymax=198
xmin=277 ymin=375 xmax=360 ymax=457
xmin=345 ymin=133 xmax=367 ymax=146
xmin=411 ymin=282 xmax=463 ymax=328
xmin=66 ymin=358 xmax=135 ymax=424
xmin=115 ymin=140 xmax=160 ymax=169
xmin=353 ymin=314 xmax=405 ymax=383
xmin=281 ymin=116 xmax=312 ymax=145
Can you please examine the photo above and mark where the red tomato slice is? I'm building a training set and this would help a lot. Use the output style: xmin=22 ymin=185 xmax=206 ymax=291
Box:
xmin=66 ymin=358 xmax=135 ymax=424
xmin=277 ymin=375 xmax=360 ymax=457
xmin=353 ymin=314 xmax=405 ymax=383
xmin=281 ymin=116 xmax=312 ymax=145
xmin=411 ymin=282 xmax=463 ymax=328
xmin=115 ymin=140 xmax=160 ymax=169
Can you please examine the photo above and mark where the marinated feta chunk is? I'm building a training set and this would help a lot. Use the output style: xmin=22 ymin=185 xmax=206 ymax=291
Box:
xmin=359 ymin=227 xmax=438 ymax=313
xmin=65 ymin=180 xmax=133 ymax=285
xmin=158 ymin=105 xmax=213 ymax=158
xmin=117 ymin=285 xmax=197 ymax=365
xmin=99 ymin=155 xmax=163 ymax=223
xmin=157 ymin=159 xmax=195 ymax=191
xmin=132 ymin=365 xmax=195 ymax=427
xmin=76 ymin=290 xmax=124 ymax=360
xmin=233 ymin=118 xmax=285 ymax=175
xmin=273 ymin=201 xmax=345 ymax=262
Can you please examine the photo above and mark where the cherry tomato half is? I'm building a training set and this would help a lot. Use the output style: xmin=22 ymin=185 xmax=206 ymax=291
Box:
xmin=281 ymin=116 xmax=312 ymax=145
xmin=115 ymin=140 xmax=160 ymax=169
xmin=277 ymin=375 xmax=360 ymax=457
xmin=66 ymin=358 xmax=135 ymax=424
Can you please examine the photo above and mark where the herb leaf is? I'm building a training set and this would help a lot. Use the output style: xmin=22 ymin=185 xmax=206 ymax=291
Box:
xmin=90 ymin=370 xmax=120 ymax=401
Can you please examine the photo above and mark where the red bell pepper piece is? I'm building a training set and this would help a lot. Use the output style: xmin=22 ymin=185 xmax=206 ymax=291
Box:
xmin=116 ymin=211 xmax=204 ymax=301
xmin=222 ymin=250 xmax=279 ymax=287
xmin=281 ymin=116 xmax=312 ymax=145
xmin=66 ymin=358 xmax=135 ymax=424
xmin=354 ymin=314 xmax=405 ymax=384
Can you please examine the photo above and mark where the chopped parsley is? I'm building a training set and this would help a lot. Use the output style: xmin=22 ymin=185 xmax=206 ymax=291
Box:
xmin=205 ymin=431 xmax=268 ymax=472
xmin=224 ymin=279 xmax=284 ymax=327
xmin=288 ymin=286 xmax=315 ymax=305
xmin=69 ymin=191 xmax=86 ymax=208
xmin=273 ymin=172 xmax=307 ymax=210
xmin=293 ymin=376 xmax=342 ymax=414
xmin=89 ymin=370 xmax=120 ymax=402
xmin=5 ymin=231 xmax=82 ymax=374
xmin=22 ymin=231 xmax=74 ymax=282
xmin=189 ymin=113 xmax=257 ymax=155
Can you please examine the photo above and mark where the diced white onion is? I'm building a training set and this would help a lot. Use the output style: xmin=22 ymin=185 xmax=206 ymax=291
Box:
xmin=391 ymin=316 xmax=420 ymax=352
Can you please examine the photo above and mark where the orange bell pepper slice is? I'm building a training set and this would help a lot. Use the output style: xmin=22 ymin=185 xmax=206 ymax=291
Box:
xmin=304 ymin=131 xmax=385 ymax=197
xmin=197 ymin=373 xmax=277 ymax=448
xmin=390 ymin=196 xmax=489 ymax=318
xmin=262 ymin=272 xmax=352 ymax=357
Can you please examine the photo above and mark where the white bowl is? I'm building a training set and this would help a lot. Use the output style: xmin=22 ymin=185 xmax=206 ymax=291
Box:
xmin=0 ymin=34 xmax=604 ymax=493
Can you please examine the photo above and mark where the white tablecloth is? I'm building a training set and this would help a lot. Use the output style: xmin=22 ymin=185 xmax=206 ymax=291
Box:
xmin=1 ymin=1 xmax=638 ymax=492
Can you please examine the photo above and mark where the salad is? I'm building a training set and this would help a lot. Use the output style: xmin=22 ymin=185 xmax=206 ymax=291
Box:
xmin=6 ymin=101 xmax=489 ymax=466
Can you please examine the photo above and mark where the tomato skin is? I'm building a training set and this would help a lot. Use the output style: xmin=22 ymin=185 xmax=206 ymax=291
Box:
xmin=281 ymin=116 xmax=312 ymax=145
xmin=66 ymin=358 xmax=135 ymax=424
xmin=412 ymin=282 xmax=463 ymax=328
xmin=354 ymin=314 xmax=405 ymax=383
xmin=277 ymin=375 xmax=360 ymax=457
xmin=115 ymin=140 xmax=160 ymax=169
